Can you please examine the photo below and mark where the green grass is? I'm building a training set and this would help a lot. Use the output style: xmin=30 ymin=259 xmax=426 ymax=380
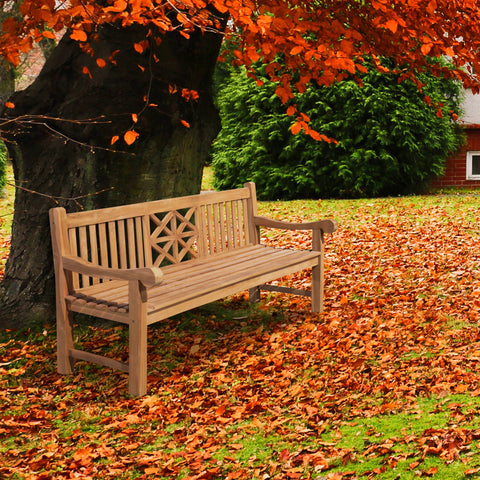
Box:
xmin=201 ymin=165 xmax=215 ymax=191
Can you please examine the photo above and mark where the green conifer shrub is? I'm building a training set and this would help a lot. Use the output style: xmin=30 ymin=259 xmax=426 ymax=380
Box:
xmin=212 ymin=61 xmax=464 ymax=199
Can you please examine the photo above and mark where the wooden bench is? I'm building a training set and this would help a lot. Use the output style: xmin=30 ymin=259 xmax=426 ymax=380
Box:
xmin=49 ymin=183 xmax=337 ymax=396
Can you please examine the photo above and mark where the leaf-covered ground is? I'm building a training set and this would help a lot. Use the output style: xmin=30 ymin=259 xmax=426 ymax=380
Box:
xmin=2 ymin=187 xmax=480 ymax=479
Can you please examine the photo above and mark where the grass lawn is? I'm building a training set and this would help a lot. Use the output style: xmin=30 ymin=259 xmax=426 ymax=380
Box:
xmin=2 ymin=164 xmax=480 ymax=479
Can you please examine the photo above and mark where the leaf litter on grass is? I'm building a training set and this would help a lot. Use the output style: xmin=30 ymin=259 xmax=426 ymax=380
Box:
xmin=1 ymin=193 xmax=480 ymax=479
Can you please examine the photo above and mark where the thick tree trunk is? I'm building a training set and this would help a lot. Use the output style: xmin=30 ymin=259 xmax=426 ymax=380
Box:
xmin=0 ymin=24 xmax=224 ymax=328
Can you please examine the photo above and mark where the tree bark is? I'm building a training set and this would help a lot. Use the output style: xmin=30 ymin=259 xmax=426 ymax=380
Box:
xmin=0 ymin=24 xmax=224 ymax=328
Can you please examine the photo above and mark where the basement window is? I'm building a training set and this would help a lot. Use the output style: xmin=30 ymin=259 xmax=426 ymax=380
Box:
xmin=466 ymin=151 xmax=480 ymax=180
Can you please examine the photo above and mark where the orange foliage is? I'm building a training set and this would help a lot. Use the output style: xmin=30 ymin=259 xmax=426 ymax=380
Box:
xmin=1 ymin=0 xmax=480 ymax=139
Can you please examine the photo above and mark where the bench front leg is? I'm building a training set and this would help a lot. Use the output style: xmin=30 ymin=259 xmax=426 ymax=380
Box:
xmin=128 ymin=280 xmax=148 ymax=396
xmin=312 ymin=228 xmax=325 ymax=313
xmin=57 ymin=301 xmax=75 ymax=374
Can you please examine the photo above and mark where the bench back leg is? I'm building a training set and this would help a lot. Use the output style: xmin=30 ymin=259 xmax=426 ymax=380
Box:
xmin=248 ymin=286 xmax=261 ymax=303
xmin=128 ymin=281 xmax=149 ymax=396
xmin=311 ymin=229 xmax=325 ymax=313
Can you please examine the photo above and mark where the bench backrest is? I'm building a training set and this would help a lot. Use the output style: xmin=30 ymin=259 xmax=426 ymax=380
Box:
xmin=50 ymin=183 xmax=259 ymax=289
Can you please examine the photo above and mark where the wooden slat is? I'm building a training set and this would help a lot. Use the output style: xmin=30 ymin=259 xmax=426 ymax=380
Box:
xmin=135 ymin=217 xmax=145 ymax=267
xmin=127 ymin=218 xmax=136 ymax=268
xmin=237 ymin=200 xmax=246 ymax=247
xmin=88 ymin=224 xmax=100 ymax=285
xmin=219 ymin=202 xmax=226 ymax=251
xmin=213 ymin=203 xmax=221 ymax=254
xmin=108 ymin=221 xmax=119 ymax=269
xmin=78 ymin=226 xmax=90 ymax=286
xmin=142 ymin=215 xmax=153 ymax=266
xmin=195 ymin=205 xmax=206 ymax=257
xmin=206 ymin=204 xmax=214 ymax=255
xmin=88 ymin=224 xmax=99 ymax=265
xmin=117 ymin=220 xmax=128 ymax=269
xmin=231 ymin=200 xmax=239 ymax=248
xmin=225 ymin=201 xmax=233 ymax=250
xmin=242 ymin=198 xmax=250 ymax=245
xmin=98 ymin=222 xmax=108 ymax=266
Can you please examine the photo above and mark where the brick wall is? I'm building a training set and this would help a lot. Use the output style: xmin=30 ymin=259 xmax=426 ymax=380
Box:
xmin=430 ymin=127 xmax=480 ymax=189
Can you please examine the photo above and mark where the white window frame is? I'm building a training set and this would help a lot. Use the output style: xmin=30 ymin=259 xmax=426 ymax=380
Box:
xmin=466 ymin=151 xmax=480 ymax=180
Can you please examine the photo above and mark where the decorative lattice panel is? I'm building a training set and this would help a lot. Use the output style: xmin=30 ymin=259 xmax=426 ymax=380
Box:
xmin=150 ymin=208 xmax=199 ymax=266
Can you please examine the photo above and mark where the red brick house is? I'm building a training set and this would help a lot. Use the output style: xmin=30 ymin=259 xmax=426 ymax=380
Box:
xmin=430 ymin=90 xmax=480 ymax=189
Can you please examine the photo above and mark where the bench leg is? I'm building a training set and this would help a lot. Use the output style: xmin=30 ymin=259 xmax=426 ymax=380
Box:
xmin=311 ymin=262 xmax=324 ymax=313
xmin=57 ymin=302 xmax=75 ymax=374
xmin=128 ymin=281 xmax=148 ymax=397
xmin=249 ymin=286 xmax=261 ymax=303
xmin=312 ymin=228 xmax=324 ymax=313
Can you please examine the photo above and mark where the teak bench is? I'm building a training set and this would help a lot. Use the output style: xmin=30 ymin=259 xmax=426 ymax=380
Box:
xmin=49 ymin=182 xmax=337 ymax=396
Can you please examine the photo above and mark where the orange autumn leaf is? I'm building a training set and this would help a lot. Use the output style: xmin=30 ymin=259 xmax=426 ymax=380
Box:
xmin=42 ymin=31 xmax=56 ymax=40
xmin=70 ymin=30 xmax=87 ymax=42
xmin=466 ymin=468 xmax=480 ymax=476
xmin=4 ymin=101 xmax=14 ymax=108
xmin=286 ymin=105 xmax=296 ymax=116
xmin=105 ymin=0 xmax=128 ymax=13
xmin=73 ymin=447 xmax=93 ymax=462
xmin=144 ymin=468 xmax=160 ymax=475
xmin=290 ymin=121 xmax=302 ymax=135
xmin=82 ymin=66 xmax=92 ymax=78
xmin=180 ymin=119 xmax=190 ymax=128
xmin=124 ymin=130 xmax=139 ymax=145
xmin=290 ymin=45 xmax=303 ymax=55
xmin=96 ymin=58 xmax=106 ymax=68
xmin=384 ymin=19 xmax=398 ymax=33
xmin=133 ymin=43 xmax=144 ymax=54
xmin=110 ymin=135 xmax=119 ymax=145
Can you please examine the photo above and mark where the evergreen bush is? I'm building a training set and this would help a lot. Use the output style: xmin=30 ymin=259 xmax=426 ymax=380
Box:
xmin=212 ymin=61 xmax=464 ymax=199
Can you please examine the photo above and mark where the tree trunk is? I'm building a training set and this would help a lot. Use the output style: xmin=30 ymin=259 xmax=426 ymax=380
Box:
xmin=0 ymin=24 xmax=224 ymax=328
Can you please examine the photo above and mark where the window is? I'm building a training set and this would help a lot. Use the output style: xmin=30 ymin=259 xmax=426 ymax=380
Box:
xmin=466 ymin=151 xmax=480 ymax=180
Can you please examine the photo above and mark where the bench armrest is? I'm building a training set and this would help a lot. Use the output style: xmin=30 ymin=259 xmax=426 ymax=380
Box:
xmin=62 ymin=255 xmax=164 ymax=288
xmin=253 ymin=215 xmax=338 ymax=234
